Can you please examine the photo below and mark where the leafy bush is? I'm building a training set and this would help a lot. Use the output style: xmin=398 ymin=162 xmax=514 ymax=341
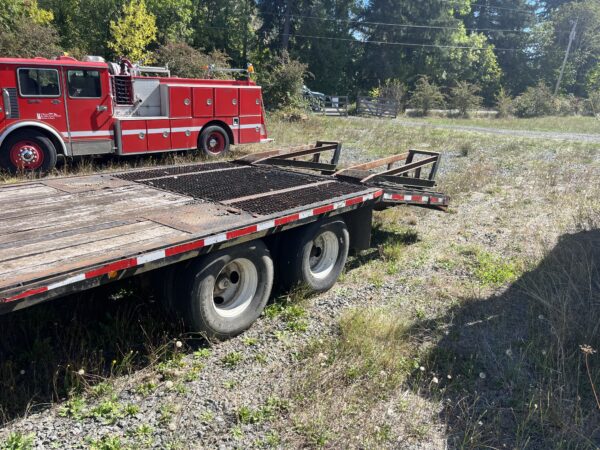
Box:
xmin=585 ymin=91 xmax=600 ymax=116
xmin=258 ymin=51 xmax=308 ymax=110
xmin=495 ymin=87 xmax=514 ymax=118
xmin=0 ymin=22 xmax=62 ymax=58
xmin=450 ymin=81 xmax=482 ymax=117
xmin=410 ymin=76 xmax=445 ymax=116
xmin=154 ymin=41 xmax=230 ymax=79
xmin=513 ymin=82 xmax=556 ymax=118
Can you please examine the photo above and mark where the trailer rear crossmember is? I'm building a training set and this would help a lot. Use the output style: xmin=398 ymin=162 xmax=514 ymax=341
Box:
xmin=0 ymin=142 xmax=449 ymax=330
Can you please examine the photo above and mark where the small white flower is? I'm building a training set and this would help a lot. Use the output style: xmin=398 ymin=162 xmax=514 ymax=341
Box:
xmin=77 ymin=369 xmax=85 ymax=376
xmin=534 ymin=403 xmax=538 ymax=409
xmin=165 ymin=380 xmax=174 ymax=389
xmin=419 ymin=366 xmax=425 ymax=372
xmin=479 ymin=372 xmax=486 ymax=379
xmin=175 ymin=340 xmax=183 ymax=348
xmin=505 ymin=349 xmax=513 ymax=357
xmin=542 ymin=350 xmax=547 ymax=355
xmin=19 ymin=369 xmax=26 ymax=375
xmin=478 ymin=421 xmax=483 ymax=426
xmin=432 ymin=377 xmax=439 ymax=384
xmin=447 ymin=374 xmax=452 ymax=380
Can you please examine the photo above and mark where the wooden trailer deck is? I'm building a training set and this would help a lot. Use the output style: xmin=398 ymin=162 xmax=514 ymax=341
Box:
xmin=0 ymin=143 xmax=449 ymax=312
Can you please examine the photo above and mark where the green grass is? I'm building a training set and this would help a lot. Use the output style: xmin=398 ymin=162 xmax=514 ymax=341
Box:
xmin=0 ymin=114 xmax=599 ymax=448
xmin=412 ymin=115 xmax=600 ymax=134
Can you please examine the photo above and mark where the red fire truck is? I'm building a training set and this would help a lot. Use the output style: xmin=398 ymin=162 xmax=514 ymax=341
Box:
xmin=0 ymin=56 xmax=269 ymax=172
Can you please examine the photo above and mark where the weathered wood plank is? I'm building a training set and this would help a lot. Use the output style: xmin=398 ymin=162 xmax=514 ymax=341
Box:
xmin=0 ymin=193 xmax=191 ymax=235
xmin=0 ymin=231 xmax=189 ymax=289
xmin=0 ymin=224 xmax=185 ymax=278
xmin=0 ymin=221 xmax=162 ymax=263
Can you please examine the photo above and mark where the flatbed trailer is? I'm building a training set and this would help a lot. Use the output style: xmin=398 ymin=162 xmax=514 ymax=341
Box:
xmin=0 ymin=142 xmax=448 ymax=338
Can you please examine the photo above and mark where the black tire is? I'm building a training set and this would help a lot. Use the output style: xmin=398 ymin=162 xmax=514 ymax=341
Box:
xmin=198 ymin=125 xmax=230 ymax=157
xmin=177 ymin=240 xmax=274 ymax=340
xmin=0 ymin=130 xmax=58 ymax=173
xmin=280 ymin=218 xmax=350 ymax=293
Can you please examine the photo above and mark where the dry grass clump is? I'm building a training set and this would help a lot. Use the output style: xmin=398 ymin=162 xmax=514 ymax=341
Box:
xmin=517 ymin=228 xmax=600 ymax=444
xmin=282 ymin=307 xmax=423 ymax=447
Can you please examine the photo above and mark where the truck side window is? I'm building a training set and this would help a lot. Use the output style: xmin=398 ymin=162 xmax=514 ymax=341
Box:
xmin=67 ymin=70 xmax=101 ymax=98
xmin=17 ymin=68 xmax=60 ymax=97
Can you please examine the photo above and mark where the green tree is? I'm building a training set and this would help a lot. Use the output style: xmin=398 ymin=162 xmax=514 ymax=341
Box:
xmin=0 ymin=21 xmax=62 ymax=58
xmin=108 ymin=0 xmax=157 ymax=63
xmin=0 ymin=0 xmax=53 ymax=29
xmin=258 ymin=51 xmax=308 ymax=110
xmin=533 ymin=0 xmax=600 ymax=97
xmin=154 ymin=41 xmax=230 ymax=78
xmin=450 ymin=81 xmax=483 ymax=117
xmin=462 ymin=0 xmax=536 ymax=95
xmin=410 ymin=76 xmax=446 ymax=116
xmin=146 ymin=0 xmax=193 ymax=43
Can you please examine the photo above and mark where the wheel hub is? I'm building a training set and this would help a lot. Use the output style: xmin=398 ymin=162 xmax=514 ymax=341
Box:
xmin=309 ymin=231 xmax=339 ymax=280
xmin=9 ymin=140 xmax=44 ymax=170
xmin=212 ymin=259 xmax=258 ymax=318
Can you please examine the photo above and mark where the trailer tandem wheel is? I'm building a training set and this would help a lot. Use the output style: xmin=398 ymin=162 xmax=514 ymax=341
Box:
xmin=177 ymin=240 xmax=274 ymax=340
xmin=281 ymin=218 xmax=350 ymax=293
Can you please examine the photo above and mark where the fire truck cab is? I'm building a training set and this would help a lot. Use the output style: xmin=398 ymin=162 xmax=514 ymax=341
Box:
xmin=0 ymin=56 xmax=269 ymax=172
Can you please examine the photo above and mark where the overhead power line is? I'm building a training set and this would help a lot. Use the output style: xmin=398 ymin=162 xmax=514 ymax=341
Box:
xmin=258 ymin=11 xmax=571 ymax=36
xmin=438 ymin=0 xmax=536 ymax=14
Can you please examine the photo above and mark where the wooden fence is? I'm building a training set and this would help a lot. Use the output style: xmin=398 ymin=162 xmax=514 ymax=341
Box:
xmin=357 ymin=96 xmax=399 ymax=118
xmin=321 ymin=95 xmax=349 ymax=116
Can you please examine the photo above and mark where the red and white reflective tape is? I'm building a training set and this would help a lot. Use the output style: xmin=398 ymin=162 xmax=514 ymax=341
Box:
xmin=3 ymin=190 xmax=383 ymax=304
xmin=383 ymin=193 xmax=446 ymax=205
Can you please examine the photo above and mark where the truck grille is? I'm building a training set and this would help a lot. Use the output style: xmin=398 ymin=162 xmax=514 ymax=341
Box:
xmin=5 ymin=88 xmax=19 ymax=119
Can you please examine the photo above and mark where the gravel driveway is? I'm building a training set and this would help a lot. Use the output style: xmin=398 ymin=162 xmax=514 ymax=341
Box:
xmin=396 ymin=119 xmax=600 ymax=143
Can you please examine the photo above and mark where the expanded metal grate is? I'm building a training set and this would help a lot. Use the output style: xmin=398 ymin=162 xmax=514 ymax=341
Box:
xmin=230 ymin=182 xmax=364 ymax=215
xmin=118 ymin=163 xmax=366 ymax=215
xmin=116 ymin=162 xmax=234 ymax=181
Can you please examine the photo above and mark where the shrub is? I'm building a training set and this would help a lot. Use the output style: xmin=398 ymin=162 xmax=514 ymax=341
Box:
xmin=513 ymin=82 xmax=556 ymax=118
xmin=258 ymin=51 xmax=308 ymax=110
xmin=410 ymin=76 xmax=445 ymax=116
xmin=154 ymin=42 xmax=230 ymax=79
xmin=0 ymin=22 xmax=62 ymax=58
xmin=585 ymin=91 xmax=600 ymax=116
xmin=495 ymin=87 xmax=514 ymax=118
xmin=450 ymin=81 xmax=483 ymax=117
xmin=381 ymin=79 xmax=407 ymax=113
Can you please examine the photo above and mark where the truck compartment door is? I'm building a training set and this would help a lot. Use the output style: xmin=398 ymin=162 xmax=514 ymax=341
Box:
xmin=119 ymin=120 xmax=147 ymax=154
xmin=214 ymin=88 xmax=238 ymax=117
xmin=193 ymin=88 xmax=214 ymax=117
xmin=169 ymin=86 xmax=192 ymax=118
xmin=146 ymin=119 xmax=171 ymax=151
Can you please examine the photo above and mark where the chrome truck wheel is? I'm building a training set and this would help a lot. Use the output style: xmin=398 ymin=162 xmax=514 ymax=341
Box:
xmin=177 ymin=240 xmax=273 ymax=340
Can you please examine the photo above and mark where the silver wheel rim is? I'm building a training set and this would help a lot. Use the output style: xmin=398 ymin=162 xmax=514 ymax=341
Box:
xmin=212 ymin=258 xmax=258 ymax=318
xmin=309 ymin=231 xmax=339 ymax=280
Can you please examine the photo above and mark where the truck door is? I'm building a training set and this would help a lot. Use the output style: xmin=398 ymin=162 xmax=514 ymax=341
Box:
xmin=63 ymin=67 xmax=113 ymax=155
xmin=15 ymin=66 xmax=68 ymax=132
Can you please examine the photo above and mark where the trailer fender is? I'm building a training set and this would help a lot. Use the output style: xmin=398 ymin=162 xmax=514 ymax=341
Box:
xmin=343 ymin=206 xmax=374 ymax=251
xmin=0 ymin=121 xmax=68 ymax=156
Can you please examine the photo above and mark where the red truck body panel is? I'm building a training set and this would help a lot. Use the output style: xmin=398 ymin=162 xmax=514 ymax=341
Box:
xmin=0 ymin=57 xmax=268 ymax=160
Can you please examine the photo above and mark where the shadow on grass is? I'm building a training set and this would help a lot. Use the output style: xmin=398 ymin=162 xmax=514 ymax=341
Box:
xmin=0 ymin=277 xmax=186 ymax=424
xmin=412 ymin=229 xmax=600 ymax=449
